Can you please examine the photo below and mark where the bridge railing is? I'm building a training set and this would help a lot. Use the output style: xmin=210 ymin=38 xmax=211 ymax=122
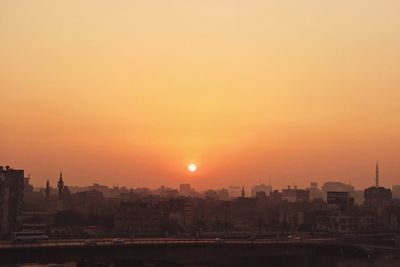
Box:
xmin=0 ymin=238 xmax=339 ymax=249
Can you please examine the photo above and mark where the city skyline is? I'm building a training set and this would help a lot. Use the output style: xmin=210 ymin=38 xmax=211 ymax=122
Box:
xmin=5 ymin=161 xmax=396 ymax=194
xmin=2 ymin=1 xmax=400 ymax=190
xmin=2 ymin=1 xmax=400 ymax=266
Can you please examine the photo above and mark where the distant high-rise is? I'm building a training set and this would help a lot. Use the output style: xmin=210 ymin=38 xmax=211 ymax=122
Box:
xmin=0 ymin=166 xmax=24 ymax=236
xmin=45 ymin=180 xmax=50 ymax=199
xmin=321 ymin=182 xmax=354 ymax=201
xmin=57 ymin=171 xmax=64 ymax=197
xmin=364 ymin=162 xmax=392 ymax=211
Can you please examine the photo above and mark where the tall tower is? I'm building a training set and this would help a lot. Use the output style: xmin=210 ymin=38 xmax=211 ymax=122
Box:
xmin=241 ymin=186 xmax=245 ymax=198
xmin=45 ymin=179 xmax=50 ymax=199
xmin=57 ymin=171 xmax=64 ymax=196
xmin=375 ymin=162 xmax=379 ymax=187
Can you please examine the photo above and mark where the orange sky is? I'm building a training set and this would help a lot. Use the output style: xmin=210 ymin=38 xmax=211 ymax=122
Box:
xmin=1 ymin=1 xmax=400 ymax=190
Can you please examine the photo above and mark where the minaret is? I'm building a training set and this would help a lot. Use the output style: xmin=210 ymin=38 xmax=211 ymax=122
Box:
xmin=375 ymin=162 xmax=379 ymax=187
xmin=57 ymin=171 xmax=64 ymax=196
xmin=45 ymin=180 xmax=50 ymax=199
xmin=241 ymin=186 xmax=245 ymax=198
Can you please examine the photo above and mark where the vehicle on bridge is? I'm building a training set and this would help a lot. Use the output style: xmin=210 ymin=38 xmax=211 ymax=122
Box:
xmin=12 ymin=232 xmax=49 ymax=243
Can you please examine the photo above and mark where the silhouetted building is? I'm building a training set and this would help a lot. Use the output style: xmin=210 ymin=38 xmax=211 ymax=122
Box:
xmin=255 ymin=191 xmax=267 ymax=200
xmin=251 ymin=183 xmax=272 ymax=197
xmin=0 ymin=166 xmax=24 ymax=236
xmin=296 ymin=189 xmax=310 ymax=202
xmin=71 ymin=189 xmax=105 ymax=214
xmin=228 ymin=186 xmax=241 ymax=199
xmin=57 ymin=171 xmax=64 ymax=197
xmin=114 ymin=201 xmax=160 ymax=234
xmin=364 ymin=162 xmax=392 ymax=211
xmin=269 ymin=190 xmax=283 ymax=202
xmin=352 ymin=190 xmax=365 ymax=205
xmin=159 ymin=199 xmax=195 ymax=232
xmin=321 ymin=182 xmax=354 ymax=201
xmin=392 ymin=185 xmax=400 ymax=200
xmin=179 ymin=184 xmax=192 ymax=197
xmin=57 ymin=172 xmax=72 ymax=210
xmin=23 ymin=174 xmax=34 ymax=196
xmin=364 ymin=187 xmax=392 ymax=210
xmin=45 ymin=180 xmax=50 ymax=200
xmin=158 ymin=186 xmax=179 ymax=199
xmin=216 ymin=188 xmax=229 ymax=201
xmin=205 ymin=190 xmax=218 ymax=200
xmin=306 ymin=182 xmax=323 ymax=200
xmin=282 ymin=186 xmax=310 ymax=203
xmin=315 ymin=212 xmax=357 ymax=233
xmin=327 ymin=191 xmax=352 ymax=211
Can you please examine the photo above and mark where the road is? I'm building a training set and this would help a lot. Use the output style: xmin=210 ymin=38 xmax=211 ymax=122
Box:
xmin=0 ymin=237 xmax=338 ymax=249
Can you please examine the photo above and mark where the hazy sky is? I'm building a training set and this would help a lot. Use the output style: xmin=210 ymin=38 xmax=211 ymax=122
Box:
xmin=1 ymin=0 xmax=400 ymax=190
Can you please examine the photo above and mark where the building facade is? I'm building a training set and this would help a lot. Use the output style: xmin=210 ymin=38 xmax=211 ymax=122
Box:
xmin=0 ymin=166 xmax=24 ymax=236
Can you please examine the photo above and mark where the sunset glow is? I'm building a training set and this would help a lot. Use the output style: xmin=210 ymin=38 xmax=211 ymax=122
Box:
xmin=188 ymin=164 xmax=197 ymax=173
xmin=1 ymin=1 xmax=400 ymax=190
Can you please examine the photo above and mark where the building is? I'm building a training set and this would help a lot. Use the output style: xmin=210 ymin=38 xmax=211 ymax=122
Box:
xmin=0 ymin=166 xmax=25 ymax=236
xmin=154 ymin=186 xmax=179 ymax=199
xmin=392 ymin=185 xmax=400 ymax=200
xmin=57 ymin=171 xmax=64 ymax=197
xmin=204 ymin=190 xmax=218 ymax=200
xmin=321 ymin=182 xmax=354 ymax=201
xmin=179 ymin=184 xmax=192 ymax=197
xmin=72 ymin=189 xmax=104 ymax=214
xmin=254 ymin=191 xmax=267 ymax=200
xmin=352 ymin=190 xmax=365 ymax=205
xmin=228 ymin=186 xmax=242 ymax=199
xmin=19 ymin=211 xmax=54 ymax=233
xmin=114 ymin=201 xmax=161 ymax=234
xmin=315 ymin=212 xmax=357 ymax=233
xmin=251 ymin=183 xmax=272 ymax=197
xmin=23 ymin=175 xmax=34 ymax=196
xmin=279 ymin=210 xmax=306 ymax=231
xmin=57 ymin=171 xmax=72 ymax=210
xmin=306 ymin=182 xmax=323 ymax=201
xmin=282 ymin=186 xmax=310 ymax=203
xmin=45 ymin=180 xmax=50 ymax=200
xmin=216 ymin=188 xmax=229 ymax=201
xmin=159 ymin=198 xmax=194 ymax=231
xmin=282 ymin=186 xmax=297 ymax=202
xmin=364 ymin=162 xmax=392 ymax=211
xmin=269 ymin=190 xmax=283 ymax=202
xmin=364 ymin=186 xmax=392 ymax=210
xmin=327 ymin=191 xmax=351 ymax=211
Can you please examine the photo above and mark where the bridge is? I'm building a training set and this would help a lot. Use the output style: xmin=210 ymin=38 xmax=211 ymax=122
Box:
xmin=0 ymin=238 xmax=399 ymax=267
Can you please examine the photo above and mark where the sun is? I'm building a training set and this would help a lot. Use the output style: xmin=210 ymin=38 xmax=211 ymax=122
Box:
xmin=188 ymin=163 xmax=197 ymax=173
